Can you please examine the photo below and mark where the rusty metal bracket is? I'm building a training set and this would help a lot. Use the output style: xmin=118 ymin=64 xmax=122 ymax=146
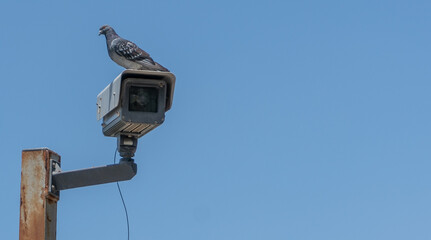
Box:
xmin=49 ymin=158 xmax=61 ymax=197
xmin=51 ymin=159 xmax=137 ymax=191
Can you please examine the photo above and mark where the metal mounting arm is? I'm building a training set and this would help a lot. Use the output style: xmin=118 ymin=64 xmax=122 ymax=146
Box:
xmin=51 ymin=158 xmax=137 ymax=191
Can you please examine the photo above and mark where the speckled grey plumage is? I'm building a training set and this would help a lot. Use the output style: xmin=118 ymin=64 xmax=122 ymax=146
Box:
xmin=99 ymin=25 xmax=169 ymax=72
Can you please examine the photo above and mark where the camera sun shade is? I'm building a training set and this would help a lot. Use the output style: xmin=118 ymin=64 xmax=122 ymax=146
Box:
xmin=97 ymin=70 xmax=176 ymax=138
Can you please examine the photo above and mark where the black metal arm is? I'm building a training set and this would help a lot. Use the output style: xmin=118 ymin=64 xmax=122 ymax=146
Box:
xmin=52 ymin=159 xmax=137 ymax=191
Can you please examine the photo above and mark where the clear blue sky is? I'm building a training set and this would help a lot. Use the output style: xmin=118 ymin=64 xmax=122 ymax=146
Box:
xmin=1 ymin=0 xmax=431 ymax=239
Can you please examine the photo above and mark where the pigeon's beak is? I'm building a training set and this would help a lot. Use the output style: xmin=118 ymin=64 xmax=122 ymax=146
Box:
xmin=98 ymin=30 xmax=103 ymax=36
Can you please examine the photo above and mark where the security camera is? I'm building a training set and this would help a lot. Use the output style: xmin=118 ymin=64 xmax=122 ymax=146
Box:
xmin=97 ymin=70 xmax=176 ymax=159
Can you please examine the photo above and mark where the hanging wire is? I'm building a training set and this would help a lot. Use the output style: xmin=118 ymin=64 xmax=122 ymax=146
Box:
xmin=114 ymin=148 xmax=130 ymax=240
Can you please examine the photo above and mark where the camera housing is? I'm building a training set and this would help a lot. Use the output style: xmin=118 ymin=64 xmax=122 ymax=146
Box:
xmin=97 ymin=70 xmax=176 ymax=158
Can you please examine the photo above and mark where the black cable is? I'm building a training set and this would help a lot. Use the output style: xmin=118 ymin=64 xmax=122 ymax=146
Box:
xmin=114 ymin=148 xmax=130 ymax=240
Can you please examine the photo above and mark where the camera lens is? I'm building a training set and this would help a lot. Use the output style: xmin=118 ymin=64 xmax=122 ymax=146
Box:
xmin=128 ymin=86 xmax=158 ymax=112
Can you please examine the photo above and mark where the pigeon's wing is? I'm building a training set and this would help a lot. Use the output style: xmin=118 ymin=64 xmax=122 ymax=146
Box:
xmin=114 ymin=39 xmax=156 ymax=65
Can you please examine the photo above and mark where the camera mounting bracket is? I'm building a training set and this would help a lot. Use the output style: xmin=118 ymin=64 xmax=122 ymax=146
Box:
xmin=50 ymin=158 xmax=137 ymax=191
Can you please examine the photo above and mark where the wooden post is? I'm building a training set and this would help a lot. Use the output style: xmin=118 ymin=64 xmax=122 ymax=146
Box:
xmin=19 ymin=148 xmax=61 ymax=240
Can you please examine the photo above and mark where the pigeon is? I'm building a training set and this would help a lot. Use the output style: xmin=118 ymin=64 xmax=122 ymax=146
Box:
xmin=99 ymin=25 xmax=169 ymax=72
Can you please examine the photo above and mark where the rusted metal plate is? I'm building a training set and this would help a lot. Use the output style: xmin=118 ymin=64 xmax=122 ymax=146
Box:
xmin=19 ymin=148 xmax=61 ymax=240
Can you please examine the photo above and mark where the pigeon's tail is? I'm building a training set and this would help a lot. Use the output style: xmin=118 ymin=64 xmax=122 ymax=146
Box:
xmin=155 ymin=63 xmax=169 ymax=72
xmin=139 ymin=62 xmax=169 ymax=72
